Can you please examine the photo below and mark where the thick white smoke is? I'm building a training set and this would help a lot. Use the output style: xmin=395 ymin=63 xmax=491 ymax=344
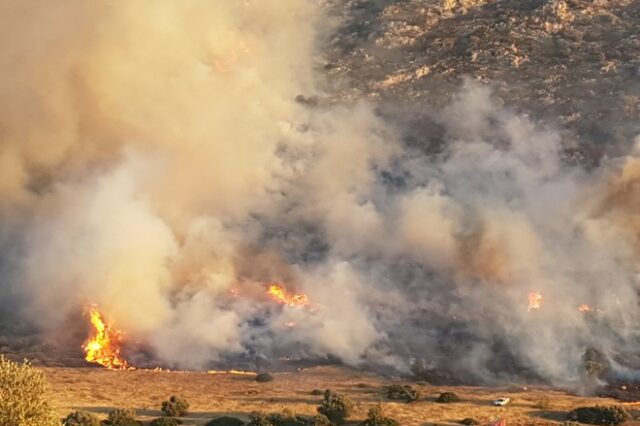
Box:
xmin=1 ymin=1 xmax=640 ymax=385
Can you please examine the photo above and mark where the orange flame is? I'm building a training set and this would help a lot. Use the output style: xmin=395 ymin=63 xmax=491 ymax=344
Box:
xmin=82 ymin=306 xmax=128 ymax=369
xmin=528 ymin=291 xmax=542 ymax=312
xmin=268 ymin=284 xmax=309 ymax=307
xmin=578 ymin=304 xmax=592 ymax=312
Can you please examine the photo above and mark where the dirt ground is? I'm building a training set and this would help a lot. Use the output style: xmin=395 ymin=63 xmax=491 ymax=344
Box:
xmin=43 ymin=365 xmax=640 ymax=425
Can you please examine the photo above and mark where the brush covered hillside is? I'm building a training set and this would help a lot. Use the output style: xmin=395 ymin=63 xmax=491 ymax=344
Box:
xmin=324 ymin=0 xmax=640 ymax=161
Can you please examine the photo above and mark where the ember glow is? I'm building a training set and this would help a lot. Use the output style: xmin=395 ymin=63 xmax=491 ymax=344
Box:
xmin=527 ymin=291 xmax=542 ymax=312
xmin=82 ymin=306 xmax=128 ymax=369
xmin=267 ymin=284 xmax=310 ymax=307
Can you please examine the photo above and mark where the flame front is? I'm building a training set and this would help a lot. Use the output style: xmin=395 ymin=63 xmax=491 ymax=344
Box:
xmin=528 ymin=291 xmax=542 ymax=312
xmin=268 ymin=284 xmax=310 ymax=307
xmin=82 ymin=306 xmax=128 ymax=369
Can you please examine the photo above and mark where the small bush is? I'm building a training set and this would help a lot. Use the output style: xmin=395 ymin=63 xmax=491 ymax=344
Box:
xmin=387 ymin=384 xmax=420 ymax=402
xmin=63 ymin=410 xmax=101 ymax=426
xmin=311 ymin=389 xmax=324 ymax=396
xmin=105 ymin=408 xmax=140 ymax=426
xmin=206 ymin=416 xmax=245 ymax=426
xmin=248 ymin=412 xmax=276 ymax=426
xmin=0 ymin=355 xmax=59 ymax=426
xmin=256 ymin=373 xmax=275 ymax=383
xmin=568 ymin=405 xmax=630 ymax=425
xmin=161 ymin=395 xmax=190 ymax=417
xmin=561 ymin=422 xmax=581 ymax=426
xmin=267 ymin=409 xmax=309 ymax=426
xmin=150 ymin=418 xmax=183 ymax=426
xmin=436 ymin=392 xmax=460 ymax=403
xmin=317 ymin=390 xmax=355 ymax=425
xmin=314 ymin=414 xmax=332 ymax=426
xmin=460 ymin=419 xmax=480 ymax=425
xmin=535 ymin=396 xmax=553 ymax=410
xmin=359 ymin=405 xmax=399 ymax=426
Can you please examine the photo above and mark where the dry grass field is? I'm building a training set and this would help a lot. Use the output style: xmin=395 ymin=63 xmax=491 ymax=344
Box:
xmin=43 ymin=365 xmax=640 ymax=425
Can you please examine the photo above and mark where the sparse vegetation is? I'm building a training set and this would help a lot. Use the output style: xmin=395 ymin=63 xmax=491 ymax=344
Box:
xmin=161 ymin=395 xmax=190 ymax=417
xmin=268 ymin=409 xmax=309 ymax=426
xmin=387 ymin=384 xmax=420 ymax=402
xmin=150 ymin=418 xmax=183 ymax=426
xmin=436 ymin=392 xmax=460 ymax=403
xmin=0 ymin=355 xmax=59 ymax=426
xmin=359 ymin=405 xmax=399 ymax=426
xmin=460 ymin=418 xmax=480 ymax=425
xmin=317 ymin=390 xmax=355 ymax=425
xmin=256 ymin=373 xmax=275 ymax=383
xmin=568 ymin=405 xmax=630 ymax=425
xmin=561 ymin=422 xmax=580 ymax=426
xmin=63 ymin=410 xmax=101 ymax=426
xmin=105 ymin=408 xmax=140 ymax=426
xmin=534 ymin=396 xmax=553 ymax=410
xmin=206 ymin=416 xmax=245 ymax=426
xmin=311 ymin=389 xmax=324 ymax=396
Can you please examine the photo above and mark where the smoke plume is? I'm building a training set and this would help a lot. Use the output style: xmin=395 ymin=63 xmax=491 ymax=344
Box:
xmin=1 ymin=0 xmax=640 ymax=385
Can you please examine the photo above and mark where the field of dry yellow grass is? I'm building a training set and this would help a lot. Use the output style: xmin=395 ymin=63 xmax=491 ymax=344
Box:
xmin=43 ymin=365 xmax=640 ymax=425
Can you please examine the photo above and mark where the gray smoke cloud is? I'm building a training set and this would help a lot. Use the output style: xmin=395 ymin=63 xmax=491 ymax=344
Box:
xmin=1 ymin=0 xmax=640 ymax=385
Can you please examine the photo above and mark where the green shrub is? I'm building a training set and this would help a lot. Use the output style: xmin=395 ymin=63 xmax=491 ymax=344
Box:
xmin=0 ymin=355 xmax=59 ymax=426
xmin=460 ymin=418 xmax=479 ymax=425
xmin=582 ymin=348 xmax=609 ymax=378
xmin=314 ymin=414 xmax=332 ymax=426
xmin=317 ymin=390 xmax=354 ymax=425
xmin=150 ymin=418 xmax=183 ymax=426
xmin=387 ymin=384 xmax=420 ymax=402
xmin=63 ymin=410 xmax=101 ymax=426
xmin=205 ymin=416 xmax=245 ymax=426
xmin=105 ymin=408 xmax=140 ymax=426
xmin=436 ymin=392 xmax=460 ymax=403
xmin=568 ymin=406 xmax=630 ymax=425
xmin=358 ymin=405 xmax=399 ymax=426
xmin=247 ymin=412 xmax=275 ymax=426
xmin=161 ymin=395 xmax=190 ymax=417
xmin=266 ymin=409 xmax=309 ymax=426
xmin=256 ymin=373 xmax=274 ymax=383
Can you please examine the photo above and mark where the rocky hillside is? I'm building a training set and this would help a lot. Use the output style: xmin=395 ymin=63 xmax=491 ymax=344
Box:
xmin=323 ymin=0 xmax=640 ymax=159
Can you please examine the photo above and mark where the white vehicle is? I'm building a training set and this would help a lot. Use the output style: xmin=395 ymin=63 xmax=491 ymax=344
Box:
xmin=493 ymin=397 xmax=510 ymax=406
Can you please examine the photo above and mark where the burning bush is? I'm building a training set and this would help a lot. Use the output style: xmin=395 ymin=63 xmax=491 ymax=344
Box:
xmin=150 ymin=418 xmax=183 ymax=426
xmin=256 ymin=372 xmax=275 ymax=383
xmin=387 ymin=384 xmax=420 ymax=402
xmin=105 ymin=408 xmax=140 ymax=426
xmin=206 ymin=416 xmax=245 ymax=426
xmin=63 ymin=410 xmax=101 ymax=426
xmin=317 ymin=390 xmax=355 ymax=425
xmin=0 ymin=355 xmax=59 ymax=426
xmin=359 ymin=405 xmax=399 ymax=426
xmin=568 ymin=406 xmax=630 ymax=425
xmin=161 ymin=395 xmax=190 ymax=417
xmin=436 ymin=392 xmax=460 ymax=403
xmin=460 ymin=418 xmax=480 ymax=425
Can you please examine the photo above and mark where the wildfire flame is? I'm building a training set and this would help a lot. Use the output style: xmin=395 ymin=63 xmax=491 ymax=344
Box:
xmin=82 ymin=306 xmax=128 ymax=369
xmin=528 ymin=291 xmax=542 ymax=312
xmin=578 ymin=304 xmax=592 ymax=312
xmin=267 ymin=284 xmax=310 ymax=307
